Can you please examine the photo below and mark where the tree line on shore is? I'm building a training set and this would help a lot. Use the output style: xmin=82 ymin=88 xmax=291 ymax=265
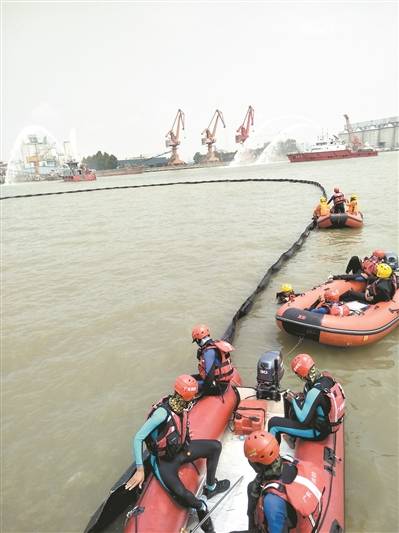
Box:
xmin=83 ymin=139 xmax=298 ymax=169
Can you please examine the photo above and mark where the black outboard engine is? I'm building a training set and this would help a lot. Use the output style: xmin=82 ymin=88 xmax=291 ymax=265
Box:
xmin=256 ymin=350 xmax=284 ymax=401
xmin=384 ymin=252 xmax=398 ymax=272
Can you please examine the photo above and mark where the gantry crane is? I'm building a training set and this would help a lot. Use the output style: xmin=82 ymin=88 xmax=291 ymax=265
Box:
xmin=235 ymin=105 xmax=254 ymax=144
xmin=201 ymin=109 xmax=226 ymax=162
xmin=165 ymin=109 xmax=186 ymax=165
xmin=344 ymin=114 xmax=363 ymax=150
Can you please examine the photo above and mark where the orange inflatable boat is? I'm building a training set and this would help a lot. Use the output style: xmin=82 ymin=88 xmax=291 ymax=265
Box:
xmin=85 ymin=369 xmax=345 ymax=533
xmin=317 ymin=211 xmax=363 ymax=229
xmin=276 ymin=279 xmax=399 ymax=346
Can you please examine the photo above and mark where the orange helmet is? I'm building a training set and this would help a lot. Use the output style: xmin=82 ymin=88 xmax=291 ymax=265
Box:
xmin=174 ymin=374 xmax=198 ymax=401
xmin=244 ymin=431 xmax=279 ymax=465
xmin=334 ymin=187 xmax=340 ymax=193
xmin=324 ymin=289 xmax=340 ymax=303
xmin=372 ymin=250 xmax=385 ymax=259
xmin=191 ymin=324 xmax=210 ymax=342
xmin=291 ymin=353 xmax=315 ymax=378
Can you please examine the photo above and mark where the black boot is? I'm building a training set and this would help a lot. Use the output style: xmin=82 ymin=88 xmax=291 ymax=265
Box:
xmin=202 ymin=478 xmax=230 ymax=499
xmin=196 ymin=504 xmax=215 ymax=533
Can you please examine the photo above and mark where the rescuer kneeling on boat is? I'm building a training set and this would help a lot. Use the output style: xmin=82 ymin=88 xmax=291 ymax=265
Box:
xmin=312 ymin=196 xmax=330 ymax=219
xmin=240 ymin=430 xmax=325 ymax=533
xmin=327 ymin=186 xmax=346 ymax=213
xmin=267 ymin=353 xmax=345 ymax=446
xmin=346 ymin=194 xmax=359 ymax=214
xmin=191 ymin=324 xmax=234 ymax=396
xmin=125 ymin=374 xmax=229 ymax=533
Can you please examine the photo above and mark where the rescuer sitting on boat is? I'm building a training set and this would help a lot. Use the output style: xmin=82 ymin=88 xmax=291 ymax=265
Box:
xmin=327 ymin=187 xmax=346 ymax=213
xmin=312 ymin=196 xmax=330 ymax=219
xmin=344 ymin=249 xmax=386 ymax=277
xmin=275 ymin=284 xmax=301 ymax=304
xmin=191 ymin=324 xmax=234 ymax=396
xmin=267 ymin=353 xmax=345 ymax=446
xmin=340 ymin=263 xmax=397 ymax=304
xmin=125 ymin=374 xmax=230 ymax=533
xmin=240 ymin=430 xmax=325 ymax=533
xmin=346 ymin=194 xmax=359 ymax=214
xmin=307 ymin=289 xmax=350 ymax=317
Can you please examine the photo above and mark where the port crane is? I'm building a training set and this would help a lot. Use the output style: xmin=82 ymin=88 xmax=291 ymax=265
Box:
xmin=201 ymin=109 xmax=226 ymax=162
xmin=235 ymin=105 xmax=254 ymax=144
xmin=165 ymin=109 xmax=186 ymax=165
xmin=344 ymin=114 xmax=363 ymax=150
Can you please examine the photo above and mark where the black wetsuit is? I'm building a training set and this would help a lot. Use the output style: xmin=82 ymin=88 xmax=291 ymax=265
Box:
xmin=341 ymin=277 xmax=396 ymax=304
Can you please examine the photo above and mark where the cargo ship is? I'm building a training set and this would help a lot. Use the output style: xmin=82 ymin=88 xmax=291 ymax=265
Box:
xmin=288 ymin=113 xmax=379 ymax=162
xmin=287 ymin=138 xmax=378 ymax=163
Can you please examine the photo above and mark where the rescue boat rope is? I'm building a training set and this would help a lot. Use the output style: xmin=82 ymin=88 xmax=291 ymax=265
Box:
xmin=0 ymin=177 xmax=326 ymax=200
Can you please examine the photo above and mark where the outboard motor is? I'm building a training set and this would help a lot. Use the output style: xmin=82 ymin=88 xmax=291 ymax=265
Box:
xmin=256 ymin=350 xmax=284 ymax=401
xmin=384 ymin=252 xmax=398 ymax=272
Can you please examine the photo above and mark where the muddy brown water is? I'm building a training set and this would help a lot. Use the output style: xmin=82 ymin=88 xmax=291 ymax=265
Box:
xmin=2 ymin=152 xmax=398 ymax=532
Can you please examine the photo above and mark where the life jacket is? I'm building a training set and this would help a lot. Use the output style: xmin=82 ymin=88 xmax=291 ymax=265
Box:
xmin=367 ymin=276 xmax=397 ymax=301
xmin=145 ymin=396 xmax=189 ymax=460
xmin=332 ymin=192 xmax=345 ymax=205
xmin=197 ymin=339 xmax=234 ymax=382
xmin=347 ymin=200 xmax=358 ymax=214
xmin=313 ymin=372 xmax=346 ymax=433
xmin=314 ymin=203 xmax=330 ymax=217
xmin=361 ymin=255 xmax=380 ymax=276
xmin=256 ymin=457 xmax=325 ymax=532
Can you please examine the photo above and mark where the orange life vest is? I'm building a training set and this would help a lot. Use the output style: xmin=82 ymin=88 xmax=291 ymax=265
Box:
xmin=317 ymin=372 xmax=346 ymax=432
xmin=256 ymin=458 xmax=325 ymax=531
xmin=145 ymin=397 xmax=189 ymax=460
xmin=347 ymin=200 xmax=358 ymax=214
xmin=197 ymin=340 xmax=234 ymax=382
xmin=314 ymin=203 xmax=330 ymax=217
xmin=362 ymin=255 xmax=381 ymax=276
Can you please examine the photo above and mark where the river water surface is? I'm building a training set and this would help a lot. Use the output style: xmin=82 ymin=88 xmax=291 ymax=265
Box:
xmin=2 ymin=153 xmax=398 ymax=532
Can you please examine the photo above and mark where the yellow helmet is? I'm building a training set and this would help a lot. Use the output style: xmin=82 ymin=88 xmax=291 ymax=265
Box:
xmin=350 ymin=194 xmax=358 ymax=200
xmin=320 ymin=197 xmax=327 ymax=203
xmin=281 ymin=283 xmax=293 ymax=293
xmin=376 ymin=263 xmax=392 ymax=279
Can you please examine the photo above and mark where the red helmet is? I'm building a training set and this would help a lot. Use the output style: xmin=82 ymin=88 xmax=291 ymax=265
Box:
xmin=334 ymin=187 xmax=340 ymax=193
xmin=372 ymin=250 xmax=385 ymax=259
xmin=244 ymin=431 xmax=279 ymax=465
xmin=174 ymin=374 xmax=198 ymax=401
xmin=191 ymin=324 xmax=210 ymax=342
xmin=291 ymin=353 xmax=315 ymax=378
xmin=324 ymin=289 xmax=340 ymax=302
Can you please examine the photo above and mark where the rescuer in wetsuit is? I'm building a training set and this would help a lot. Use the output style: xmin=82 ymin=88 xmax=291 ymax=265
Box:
xmin=267 ymin=353 xmax=345 ymax=447
xmin=191 ymin=324 xmax=235 ymax=396
xmin=125 ymin=374 xmax=230 ymax=533
xmin=232 ymin=431 xmax=325 ymax=533
xmin=327 ymin=186 xmax=346 ymax=213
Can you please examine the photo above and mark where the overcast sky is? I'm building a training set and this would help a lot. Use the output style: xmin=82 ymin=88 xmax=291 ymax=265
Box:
xmin=2 ymin=1 xmax=398 ymax=161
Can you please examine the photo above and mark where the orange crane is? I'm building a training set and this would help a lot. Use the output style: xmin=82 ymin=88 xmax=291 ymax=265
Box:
xmin=165 ymin=109 xmax=185 ymax=165
xmin=235 ymin=105 xmax=254 ymax=144
xmin=344 ymin=114 xmax=363 ymax=150
xmin=201 ymin=109 xmax=226 ymax=162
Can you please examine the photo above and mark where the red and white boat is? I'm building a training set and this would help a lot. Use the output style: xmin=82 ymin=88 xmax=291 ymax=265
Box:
xmin=63 ymin=161 xmax=97 ymax=182
xmin=288 ymin=137 xmax=378 ymax=163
